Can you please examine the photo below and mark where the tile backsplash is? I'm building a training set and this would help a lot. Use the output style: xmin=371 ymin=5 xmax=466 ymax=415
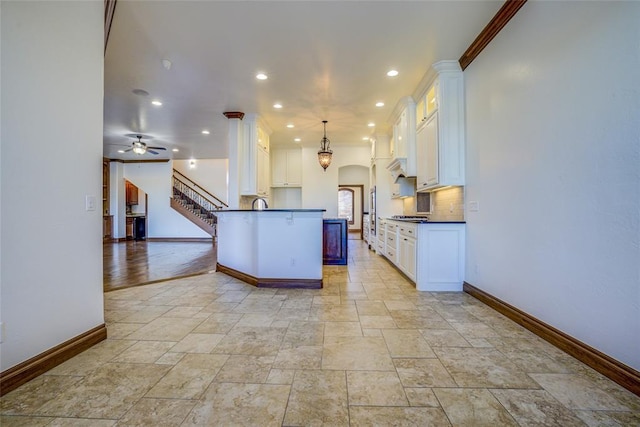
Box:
xmin=403 ymin=186 xmax=465 ymax=221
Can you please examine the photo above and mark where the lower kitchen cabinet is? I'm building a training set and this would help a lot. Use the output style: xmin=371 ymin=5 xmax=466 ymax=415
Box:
xmin=383 ymin=220 xmax=465 ymax=291
xmin=323 ymin=218 xmax=348 ymax=265
xmin=398 ymin=224 xmax=417 ymax=282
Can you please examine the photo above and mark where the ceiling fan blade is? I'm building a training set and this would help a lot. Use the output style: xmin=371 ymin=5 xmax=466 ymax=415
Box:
xmin=123 ymin=148 xmax=133 ymax=152
xmin=147 ymin=149 xmax=159 ymax=155
xmin=147 ymin=146 xmax=166 ymax=150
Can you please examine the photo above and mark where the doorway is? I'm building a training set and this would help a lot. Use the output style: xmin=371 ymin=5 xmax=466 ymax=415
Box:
xmin=338 ymin=184 xmax=364 ymax=239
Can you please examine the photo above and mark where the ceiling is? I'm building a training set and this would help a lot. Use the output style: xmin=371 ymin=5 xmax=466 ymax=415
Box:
xmin=103 ymin=1 xmax=503 ymax=161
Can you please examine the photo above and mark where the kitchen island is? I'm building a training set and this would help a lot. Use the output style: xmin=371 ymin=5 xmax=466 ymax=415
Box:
xmin=215 ymin=209 xmax=325 ymax=289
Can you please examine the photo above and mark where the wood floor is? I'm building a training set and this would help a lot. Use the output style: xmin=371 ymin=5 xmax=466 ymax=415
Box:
xmin=104 ymin=235 xmax=358 ymax=292
xmin=103 ymin=241 xmax=217 ymax=292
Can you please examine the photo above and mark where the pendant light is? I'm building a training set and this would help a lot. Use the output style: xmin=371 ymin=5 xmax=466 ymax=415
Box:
xmin=317 ymin=120 xmax=332 ymax=171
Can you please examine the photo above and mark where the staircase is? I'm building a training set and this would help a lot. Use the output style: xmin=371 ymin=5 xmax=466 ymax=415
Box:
xmin=170 ymin=169 xmax=228 ymax=238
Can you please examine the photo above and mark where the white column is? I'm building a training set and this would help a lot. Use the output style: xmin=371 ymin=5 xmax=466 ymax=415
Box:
xmin=224 ymin=112 xmax=244 ymax=209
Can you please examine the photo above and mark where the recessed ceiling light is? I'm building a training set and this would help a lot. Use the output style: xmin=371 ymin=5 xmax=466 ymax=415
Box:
xmin=172 ymin=148 xmax=179 ymax=152
xmin=273 ymin=103 xmax=283 ymax=109
xmin=387 ymin=69 xmax=399 ymax=77
xmin=362 ymin=137 xmax=369 ymax=141
xmin=151 ymin=100 xmax=162 ymax=106
xmin=256 ymin=72 xmax=268 ymax=80
xmin=294 ymin=138 xmax=301 ymax=142
xmin=375 ymin=101 xmax=385 ymax=107
xmin=162 ymin=59 xmax=172 ymax=70
xmin=286 ymin=124 xmax=294 ymax=128
xmin=117 ymin=149 xmax=125 ymax=153
xmin=202 ymin=130 xmax=210 ymax=135
xmin=368 ymin=122 xmax=375 ymax=127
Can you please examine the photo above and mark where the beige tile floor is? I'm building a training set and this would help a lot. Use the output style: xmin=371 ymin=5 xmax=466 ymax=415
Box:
xmin=2 ymin=240 xmax=640 ymax=426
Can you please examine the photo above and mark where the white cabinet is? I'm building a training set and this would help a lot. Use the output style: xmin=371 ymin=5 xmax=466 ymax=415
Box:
xmin=376 ymin=218 xmax=386 ymax=254
xmin=415 ymin=61 xmax=465 ymax=192
xmin=257 ymin=145 xmax=270 ymax=197
xmin=271 ymin=148 xmax=302 ymax=187
xmin=415 ymin=223 xmax=465 ymax=291
xmin=241 ymin=116 xmax=271 ymax=197
xmin=416 ymin=113 xmax=439 ymax=189
xmin=383 ymin=219 xmax=465 ymax=291
xmin=398 ymin=223 xmax=417 ymax=282
xmin=385 ymin=222 xmax=398 ymax=263
xmin=388 ymin=97 xmax=416 ymax=176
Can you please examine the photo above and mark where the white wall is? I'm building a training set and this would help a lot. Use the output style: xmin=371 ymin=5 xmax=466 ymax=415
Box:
xmin=174 ymin=159 xmax=228 ymax=206
xmin=464 ymin=2 xmax=640 ymax=370
xmin=301 ymin=145 xmax=370 ymax=217
xmin=339 ymin=165 xmax=370 ymax=213
xmin=0 ymin=2 xmax=105 ymax=370
xmin=123 ymin=162 xmax=210 ymax=238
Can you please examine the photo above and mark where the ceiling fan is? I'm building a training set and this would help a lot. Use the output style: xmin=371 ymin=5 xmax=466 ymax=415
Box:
xmin=124 ymin=135 xmax=167 ymax=155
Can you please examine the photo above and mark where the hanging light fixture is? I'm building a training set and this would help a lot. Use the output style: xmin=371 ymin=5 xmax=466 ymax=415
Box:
xmin=132 ymin=141 xmax=146 ymax=155
xmin=132 ymin=135 xmax=147 ymax=154
xmin=317 ymin=120 xmax=333 ymax=171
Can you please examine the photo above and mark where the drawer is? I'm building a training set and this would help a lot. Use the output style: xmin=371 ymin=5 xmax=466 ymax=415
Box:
xmin=399 ymin=223 xmax=417 ymax=238
xmin=386 ymin=233 xmax=396 ymax=246
xmin=386 ymin=247 xmax=396 ymax=261
xmin=386 ymin=223 xmax=397 ymax=232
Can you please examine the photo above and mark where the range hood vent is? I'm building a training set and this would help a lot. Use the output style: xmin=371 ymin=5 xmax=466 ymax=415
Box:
xmin=386 ymin=158 xmax=409 ymax=183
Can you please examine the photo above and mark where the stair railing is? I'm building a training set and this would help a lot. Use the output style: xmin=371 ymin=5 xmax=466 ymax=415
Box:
xmin=172 ymin=169 xmax=228 ymax=213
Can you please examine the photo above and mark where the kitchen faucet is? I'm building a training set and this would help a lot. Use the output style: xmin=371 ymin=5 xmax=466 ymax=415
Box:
xmin=252 ymin=197 xmax=268 ymax=210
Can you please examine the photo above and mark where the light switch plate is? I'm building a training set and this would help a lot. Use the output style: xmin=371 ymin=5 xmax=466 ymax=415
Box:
xmin=468 ymin=201 xmax=479 ymax=212
xmin=85 ymin=195 xmax=97 ymax=211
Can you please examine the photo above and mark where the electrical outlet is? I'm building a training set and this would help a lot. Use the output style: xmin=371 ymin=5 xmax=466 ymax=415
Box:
xmin=290 ymin=258 xmax=296 ymax=266
xmin=469 ymin=201 xmax=479 ymax=212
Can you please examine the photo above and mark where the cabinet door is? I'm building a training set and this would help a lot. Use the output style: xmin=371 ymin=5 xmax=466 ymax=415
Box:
xmin=257 ymin=147 xmax=270 ymax=196
xmin=271 ymin=150 xmax=287 ymax=186
xmin=416 ymin=123 xmax=429 ymax=191
xmin=126 ymin=181 xmax=138 ymax=205
xmin=286 ymin=150 xmax=302 ymax=186
xmin=416 ymin=96 xmax=426 ymax=126
xmin=400 ymin=237 xmax=417 ymax=281
xmin=425 ymin=112 xmax=439 ymax=187
xmin=323 ymin=219 xmax=348 ymax=265
xmin=395 ymin=109 xmax=407 ymax=158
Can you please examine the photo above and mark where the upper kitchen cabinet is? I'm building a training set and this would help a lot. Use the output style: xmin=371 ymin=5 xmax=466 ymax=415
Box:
xmin=387 ymin=97 xmax=417 ymax=178
xmin=125 ymin=180 xmax=138 ymax=205
xmin=241 ymin=114 xmax=271 ymax=198
xmin=415 ymin=60 xmax=465 ymax=192
xmin=271 ymin=148 xmax=302 ymax=187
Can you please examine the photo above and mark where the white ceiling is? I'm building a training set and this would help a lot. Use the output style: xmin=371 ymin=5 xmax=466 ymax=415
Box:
xmin=104 ymin=0 xmax=503 ymax=160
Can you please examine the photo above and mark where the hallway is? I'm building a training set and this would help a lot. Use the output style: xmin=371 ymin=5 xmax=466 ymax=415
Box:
xmin=2 ymin=240 xmax=639 ymax=425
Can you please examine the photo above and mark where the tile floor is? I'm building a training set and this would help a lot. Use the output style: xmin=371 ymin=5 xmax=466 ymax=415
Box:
xmin=2 ymin=240 xmax=639 ymax=426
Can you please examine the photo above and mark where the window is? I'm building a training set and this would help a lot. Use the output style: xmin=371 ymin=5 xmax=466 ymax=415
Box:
xmin=338 ymin=188 xmax=354 ymax=225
